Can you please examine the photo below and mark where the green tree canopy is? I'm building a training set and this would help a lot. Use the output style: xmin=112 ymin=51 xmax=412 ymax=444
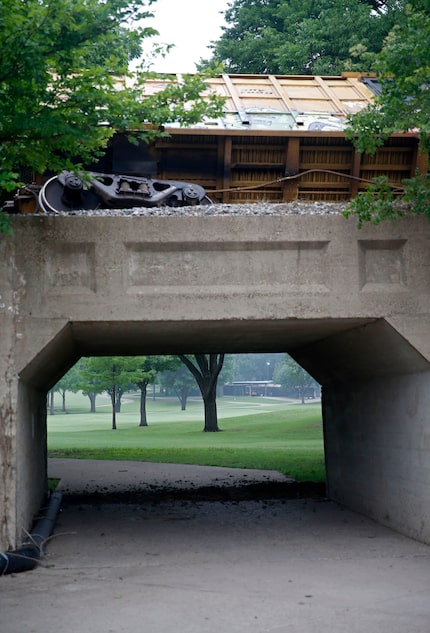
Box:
xmin=0 ymin=0 xmax=224 ymax=196
xmin=160 ymin=363 xmax=199 ymax=411
xmin=52 ymin=365 xmax=80 ymax=413
xmin=199 ymin=0 xmax=405 ymax=75
xmin=78 ymin=357 xmax=140 ymax=429
xmin=273 ymin=355 xmax=320 ymax=404
xmin=72 ymin=358 xmax=106 ymax=413
xmin=345 ymin=0 xmax=430 ymax=224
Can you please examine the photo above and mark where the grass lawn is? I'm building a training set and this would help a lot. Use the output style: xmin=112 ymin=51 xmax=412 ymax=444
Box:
xmin=48 ymin=392 xmax=325 ymax=482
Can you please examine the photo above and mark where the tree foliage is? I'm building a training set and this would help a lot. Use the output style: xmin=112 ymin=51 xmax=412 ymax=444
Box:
xmin=52 ymin=365 xmax=80 ymax=413
xmin=77 ymin=357 xmax=140 ymax=429
xmin=160 ymin=363 xmax=198 ymax=411
xmin=273 ymin=355 xmax=320 ymax=404
xmin=0 ymin=0 xmax=224 ymax=198
xmin=199 ymin=0 xmax=405 ymax=75
xmin=345 ymin=1 xmax=430 ymax=224
xmin=72 ymin=358 xmax=106 ymax=413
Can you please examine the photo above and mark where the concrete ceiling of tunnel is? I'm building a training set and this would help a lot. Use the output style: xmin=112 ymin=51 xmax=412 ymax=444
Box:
xmin=70 ymin=318 xmax=374 ymax=356
xmin=18 ymin=317 xmax=429 ymax=391
xmin=290 ymin=319 xmax=430 ymax=385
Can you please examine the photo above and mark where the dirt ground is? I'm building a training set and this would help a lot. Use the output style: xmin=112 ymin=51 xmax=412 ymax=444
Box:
xmin=1 ymin=460 xmax=430 ymax=633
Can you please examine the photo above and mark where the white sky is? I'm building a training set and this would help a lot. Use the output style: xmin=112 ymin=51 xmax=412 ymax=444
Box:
xmin=143 ymin=0 xmax=230 ymax=73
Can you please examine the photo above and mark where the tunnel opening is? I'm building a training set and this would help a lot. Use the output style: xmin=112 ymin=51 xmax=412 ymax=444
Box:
xmin=13 ymin=316 xmax=430 ymax=547
xmin=46 ymin=348 xmax=324 ymax=505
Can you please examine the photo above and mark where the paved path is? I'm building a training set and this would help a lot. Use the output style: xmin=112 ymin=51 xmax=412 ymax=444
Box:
xmin=48 ymin=457 xmax=293 ymax=498
xmin=1 ymin=460 xmax=429 ymax=633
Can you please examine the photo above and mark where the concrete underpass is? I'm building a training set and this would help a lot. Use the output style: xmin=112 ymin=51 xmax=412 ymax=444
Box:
xmin=1 ymin=210 xmax=430 ymax=550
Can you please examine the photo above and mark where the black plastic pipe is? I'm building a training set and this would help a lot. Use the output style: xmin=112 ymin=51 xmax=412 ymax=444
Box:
xmin=0 ymin=491 xmax=62 ymax=575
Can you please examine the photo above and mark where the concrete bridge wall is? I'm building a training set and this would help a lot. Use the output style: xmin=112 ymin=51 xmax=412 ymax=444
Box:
xmin=1 ymin=211 xmax=430 ymax=549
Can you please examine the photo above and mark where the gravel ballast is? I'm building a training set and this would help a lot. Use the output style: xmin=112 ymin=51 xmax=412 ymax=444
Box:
xmin=37 ymin=201 xmax=349 ymax=217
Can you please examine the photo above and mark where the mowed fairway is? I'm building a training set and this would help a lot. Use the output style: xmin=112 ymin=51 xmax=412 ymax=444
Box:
xmin=48 ymin=393 xmax=325 ymax=482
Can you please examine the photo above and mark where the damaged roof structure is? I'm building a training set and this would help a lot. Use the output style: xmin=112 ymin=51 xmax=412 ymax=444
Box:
xmin=145 ymin=72 xmax=377 ymax=132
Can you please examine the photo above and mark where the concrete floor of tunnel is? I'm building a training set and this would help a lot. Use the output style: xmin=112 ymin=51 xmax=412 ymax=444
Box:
xmin=1 ymin=460 xmax=430 ymax=633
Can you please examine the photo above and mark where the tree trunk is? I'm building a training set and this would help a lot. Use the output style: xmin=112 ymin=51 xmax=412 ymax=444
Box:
xmin=111 ymin=385 xmax=117 ymax=430
xmin=61 ymin=390 xmax=66 ymax=412
xmin=115 ymin=391 xmax=122 ymax=412
xmin=88 ymin=392 xmax=96 ymax=413
xmin=203 ymin=386 xmax=219 ymax=432
xmin=49 ymin=390 xmax=55 ymax=415
xmin=178 ymin=354 xmax=224 ymax=432
xmin=139 ymin=381 xmax=149 ymax=427
xmin=299 ymin=387 xmax=305 ymax=404
xmin=176 ymin=387 xmax=188 ymax=411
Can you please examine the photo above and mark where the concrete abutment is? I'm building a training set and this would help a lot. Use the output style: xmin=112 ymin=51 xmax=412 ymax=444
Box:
xmin=323 ymin=372 xmax=430 ymax=543
xmin=1 ymin=212 xmax=429 ymax=548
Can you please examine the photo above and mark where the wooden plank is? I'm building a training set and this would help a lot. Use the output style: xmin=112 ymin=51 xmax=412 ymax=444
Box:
xmin=230 ymin=143 xmax=287 ymax=150
xmin=350 ymin=150 xmax=362 ymax=198
xmin=298 ymin=145 xmax=354 ymax=152
xmin=360 ymin=164 xmax=414 ymax=171
xmin=313 ymin=76 xmax=346 ymax=113
xmin=222 ymin=74 xmax=251 ymax=124
xmin=300 ymin=163 xmax=353 ymax=170
xmin=267 ymin=75 xmax=295 ymax=111
xmin=223 ymin=136 xmax=232 ymax=203
xmin=284 ymin=137 xmax=300 ymax=201
xmin=215 ymin=137 xmax=226 ymax=203
xmin=325 ymin=76 xmax=374 ymax=109
xmin=299 ymin=182 xmax=351 ymax=189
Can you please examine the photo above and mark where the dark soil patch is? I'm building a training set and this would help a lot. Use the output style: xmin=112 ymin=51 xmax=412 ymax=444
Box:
xmin=60 ymin=480 xmax=326 ymax=506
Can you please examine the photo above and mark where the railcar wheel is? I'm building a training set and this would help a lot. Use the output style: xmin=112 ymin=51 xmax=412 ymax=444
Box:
xmin=39 ymin=175 xmax=101 ymax=213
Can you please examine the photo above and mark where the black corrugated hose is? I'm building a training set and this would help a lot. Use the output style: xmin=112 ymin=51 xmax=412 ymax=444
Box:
xmin=0 ymin=491 xmax=62 ymax=575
